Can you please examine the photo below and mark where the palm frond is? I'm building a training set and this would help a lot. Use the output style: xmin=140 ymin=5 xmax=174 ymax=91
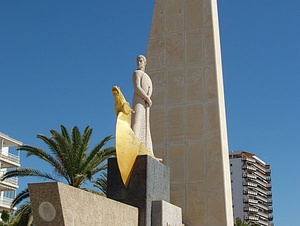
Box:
xmin=1 ymin=210 xmax=10 ymax=223
xmin=91 ymin=162 xmax=108 ymax=175
xmin=10 ymin=202 xmax=32 ymax=226
xmin=50 ymin=131 xmax=74 ymax=184
xmin=84 ymin=136 xmax=115 ymax=170
xmin=89 ymin=146 xmax=115 ymax=171
xmin=76 ymin=126 xmax=92 ymax=171
xmin=1 ymin=168 xmax=56 ymax=182
xmin=17 ymin=144 xmax=62 ymax=172
xmin=60 ymin=124 xmax=71 ymax=143
xmin=71 ymin=126 xmax=81 ymax=147
xmin=11 ymin=188 xmax=30 ymax=208
xmin=93 ymin=172 xmax=107 ymax=195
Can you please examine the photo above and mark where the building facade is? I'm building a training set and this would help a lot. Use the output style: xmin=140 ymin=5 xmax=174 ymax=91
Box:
xmin=0 ymin=133 xmax=22 ymax=210
xmin=229 ymin=151 xmax=273 ymax=226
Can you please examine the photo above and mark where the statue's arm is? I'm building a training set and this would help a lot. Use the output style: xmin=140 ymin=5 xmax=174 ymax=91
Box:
xmin=132 ymin=71 xmax=152 ymax=106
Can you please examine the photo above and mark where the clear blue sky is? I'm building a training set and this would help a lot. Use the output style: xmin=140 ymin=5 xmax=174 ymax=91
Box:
xmin=1 ymin=1 xmax=299 ymax=225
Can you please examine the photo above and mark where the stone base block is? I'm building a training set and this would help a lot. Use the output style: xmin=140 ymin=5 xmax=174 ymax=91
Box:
xmin=107 ymin=155 xmax=170 ymax=226
xmin=152 ymin=200 xmax=183 ymax=226
xmin=28 ymin=182 xmax=138 ymax=226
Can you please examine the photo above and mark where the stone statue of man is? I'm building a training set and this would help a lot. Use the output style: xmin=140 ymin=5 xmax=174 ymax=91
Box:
xmin=131 ymin=55 xmax=153 ymax=155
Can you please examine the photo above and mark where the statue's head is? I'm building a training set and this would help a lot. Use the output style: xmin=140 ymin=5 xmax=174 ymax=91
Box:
xmin=136 ymin=55 xmax=147 ymax=70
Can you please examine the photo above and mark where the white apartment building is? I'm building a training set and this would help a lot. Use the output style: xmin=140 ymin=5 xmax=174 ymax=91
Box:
xmin=229 ymin=151 xmax=273 ymax=226
xmin=0 ymin=133 xmax=22 ymax=210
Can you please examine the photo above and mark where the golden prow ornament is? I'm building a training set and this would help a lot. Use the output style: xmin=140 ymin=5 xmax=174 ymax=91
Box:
xmin=112 ymin=86 xmax=154 ymax=187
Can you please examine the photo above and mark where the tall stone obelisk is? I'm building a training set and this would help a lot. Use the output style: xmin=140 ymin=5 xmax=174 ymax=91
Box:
xmin=146 ymin=0 xmax=234 ymax=225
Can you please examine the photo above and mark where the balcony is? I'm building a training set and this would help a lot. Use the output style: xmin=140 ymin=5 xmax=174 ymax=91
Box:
xmin=268 ymin=207 xmax=273 ymax=213
xmin=267 ymin=191 xmax=272 ymax=197
xmin=243 ymin=198 xmax=258 ymax=204
xmin=0 ymin=171 xmax=18 ymax=190
xmin=256 ymin=179 xmax=268 ymax=188
xmin=254 ymin=186 xmax=268 ymax=196
xmin=244 ymin=206 xmax=258 ymax=213
xmin=257 ymin=195 xmax=268 ymax=203
xmin=257 ymin=211 xmax=269 ymax=219
xmin=244 ymin=215 xmax=259 ymax=221
xmin=0 ymin=196 xmax=14 ymax=210
xmin=254 ymin=171 xmax=270 ymax=181
xmin=267 ymin=183 xmax=272 ymax=190
xmin=243 ymin=189 xmax=257 ymax=196
xmin=265 ymin=168 xmax=271 ymax=176
xmin=268 ymin=214 xmax=273 ymax=221
xmin=243 ymin=172 xmax=257 ymax=180
xmin=257 ymin=219 xmax=269 ymax=226
xmin=243 ymin=181 xmax=257 ymax=188
xmin=267 ymin=199 xmax=273 ymax=205
xmin=257 ymin=203 xmax=269 ymax=211
xmin=254 ymin=163 xmax=269 ymax=174
xmin=0 ymin=151 xmax=20 ymax=168
xmin=242 ymin=164 xmax=256 ymax=171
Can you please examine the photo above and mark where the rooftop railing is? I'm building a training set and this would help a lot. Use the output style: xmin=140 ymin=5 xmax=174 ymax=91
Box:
xmin=242 ymin=156 xmax=256 ymax=163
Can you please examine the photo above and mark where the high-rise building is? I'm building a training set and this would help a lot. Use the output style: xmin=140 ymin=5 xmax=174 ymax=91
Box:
xmin=0 ymin=133 xmax=22 ymax=210
xmin=229 ymin=151 xmax=273 ymax=226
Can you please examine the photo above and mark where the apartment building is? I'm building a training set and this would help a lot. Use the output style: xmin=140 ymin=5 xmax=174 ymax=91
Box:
xmin=0 ymin=133 xmax=22 ymax=210
xmin=229 ymin=151 xmax=273 ymax=226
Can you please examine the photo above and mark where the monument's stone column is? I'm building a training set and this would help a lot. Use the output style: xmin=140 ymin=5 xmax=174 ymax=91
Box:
xmin=107 ymin=155 xmax=172 ymax=226
xmin=146 ymin=0 xmax=234 ymax=225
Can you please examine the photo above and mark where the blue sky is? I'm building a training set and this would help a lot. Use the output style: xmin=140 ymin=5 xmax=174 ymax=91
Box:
xmin=1 ymin=1 xmax=299 ymax=225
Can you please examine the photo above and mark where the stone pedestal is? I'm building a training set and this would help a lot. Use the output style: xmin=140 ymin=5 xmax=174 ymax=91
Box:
xmin=107 ymin=155 xmax=170 ymax=226
xmin=28 ymin=182 xmax=138 ymax=226
xmin=152 ymin=200 xmax=182 ymax=226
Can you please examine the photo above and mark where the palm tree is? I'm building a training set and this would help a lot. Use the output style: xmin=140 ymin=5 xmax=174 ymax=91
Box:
xmin=0 ymin=202 xmax=33 ymax=226
xmin=93 ymin=172 xmax=108 ymax=195
xmin=1 ymin=125 xmax=115 ymax=225
xmin=3 ymin=125 xmax=115 ymax=187
xmin=234 ymin=217 xmax=259 ymax=226
xmin=235 ymin=217 xmax=249 ymax=226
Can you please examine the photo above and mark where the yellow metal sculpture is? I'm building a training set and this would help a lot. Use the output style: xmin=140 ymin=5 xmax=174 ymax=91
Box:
xmin=112 ymin=86 xmax=155 ymax=187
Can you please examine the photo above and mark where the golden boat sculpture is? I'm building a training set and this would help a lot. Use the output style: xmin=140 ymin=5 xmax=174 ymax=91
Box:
xmin=112 ymin=86 xmax=155 ymax=187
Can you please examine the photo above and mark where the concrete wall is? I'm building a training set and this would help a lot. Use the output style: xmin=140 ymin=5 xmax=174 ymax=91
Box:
xmin=29 ymin=182 xmax=138 ymax=226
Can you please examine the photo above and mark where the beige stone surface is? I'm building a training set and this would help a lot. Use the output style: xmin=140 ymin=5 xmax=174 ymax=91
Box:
xmin=186 ymin=142 xmax=206 ymax=182
xmin=146 ymin=0 xmax=234 ymax=225
xmin=170 ymin=184 xmax=186 ymax=215
xmin=29 ymin=182 xmax=138 ymax=226
xmin=152 ymin=200 xmax=183 ymax=225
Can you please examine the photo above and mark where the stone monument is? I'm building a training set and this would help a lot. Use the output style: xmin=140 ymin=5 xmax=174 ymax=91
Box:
xmin=109 ymin=83 xmax=183 ymax=226
xmin=146 ymin=0 xmax=234 ymax=225
xmin=131 ymin=55 xmax=154 ymax=155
